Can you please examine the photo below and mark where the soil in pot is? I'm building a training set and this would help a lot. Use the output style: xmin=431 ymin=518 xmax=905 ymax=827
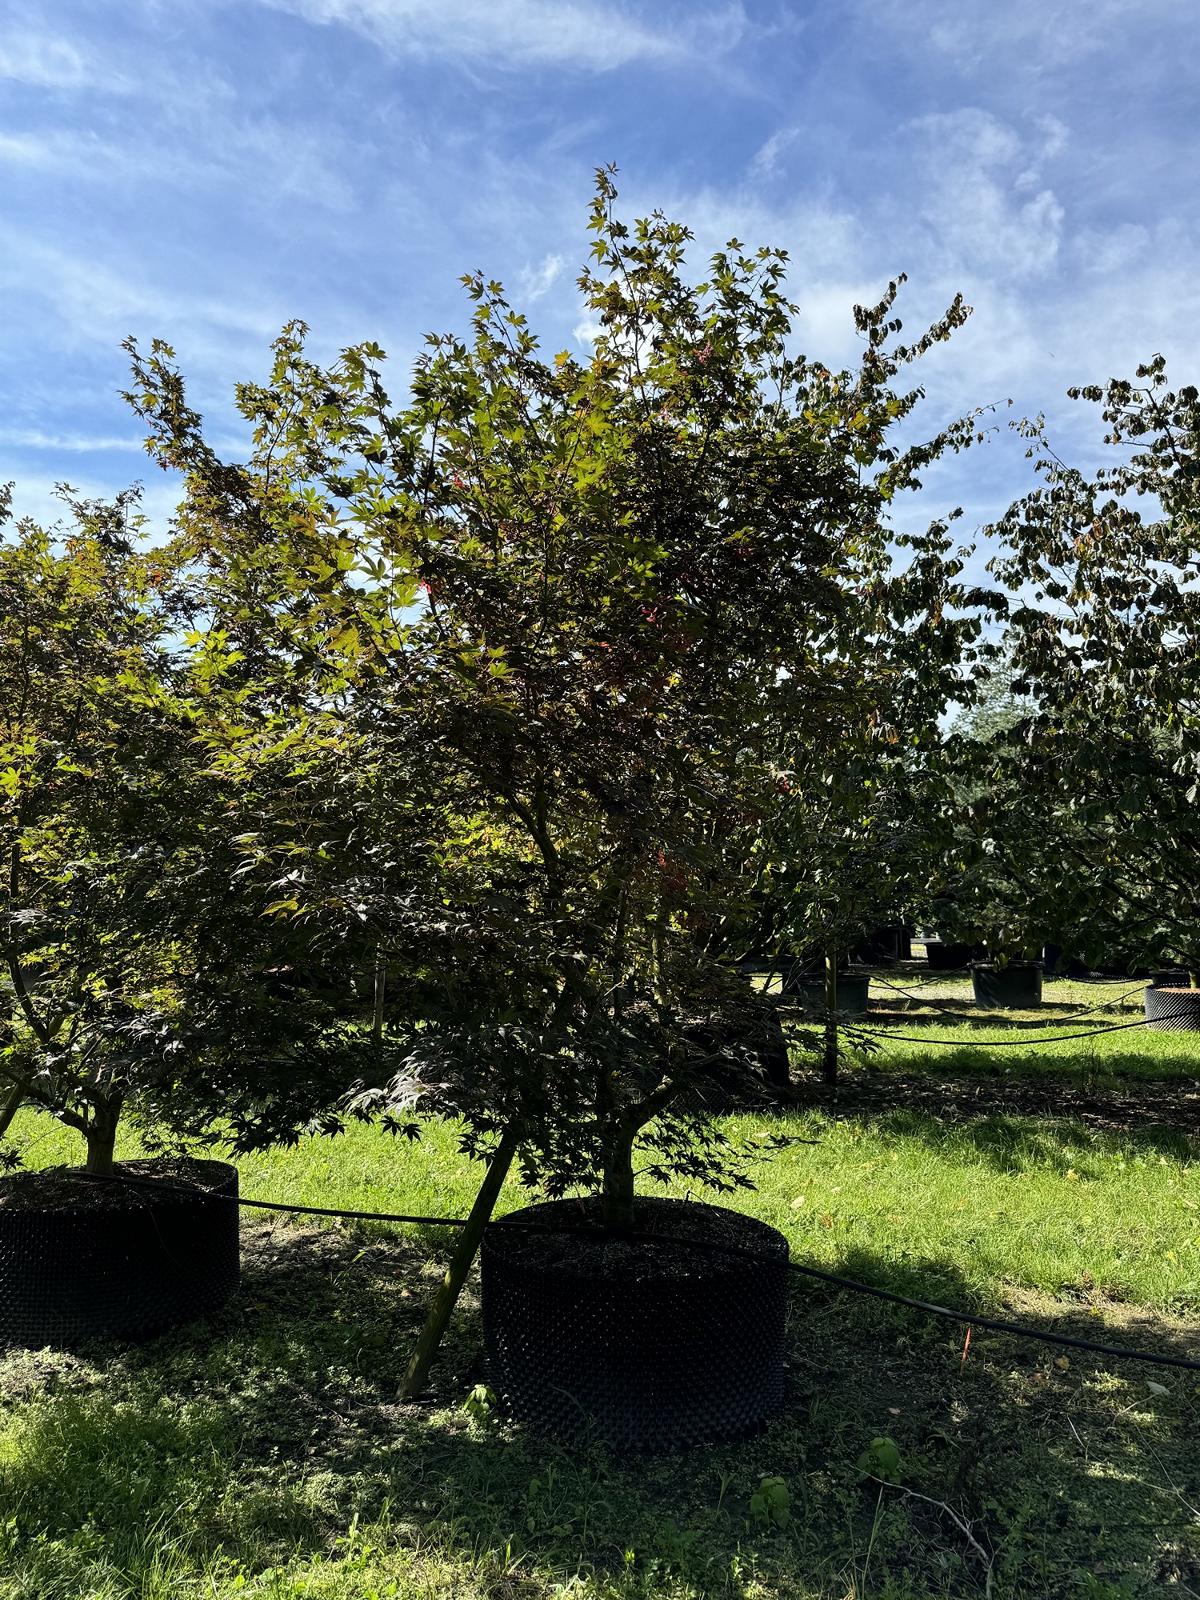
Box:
xmin=1143 ymin=986 xmax=1200 ymax=1030
xmin=481 ymin=1196 xmax=789 ymax=1451
xmin=0 ymin=1157 xmax=240 ymax=1348
xmin=971 ymin=961 xmax=1043 ymax=1009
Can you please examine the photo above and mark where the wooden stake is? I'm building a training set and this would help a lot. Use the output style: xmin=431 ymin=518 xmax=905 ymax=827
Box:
xmin=400 ymin=1122 xmax=520 ymax=1399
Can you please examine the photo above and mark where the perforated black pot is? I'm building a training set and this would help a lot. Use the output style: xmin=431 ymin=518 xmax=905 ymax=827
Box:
xmin=1144 ymin=986 xmax=1200 ymax=1030
xmin=971 ymin=961 xmax=1043 ymax=1009
xmin=481 ymin=1197 xmax=789 ymax=1451
xmin=0 ymin=1158 xmax=239 ymax=1348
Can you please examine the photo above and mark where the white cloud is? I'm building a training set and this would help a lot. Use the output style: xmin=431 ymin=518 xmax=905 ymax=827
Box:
xmin=0 ymin=235 xmax=291 ymax=375
xmin=749 ymin=125 xmax=800 ymax=179
xmin=3 ymin=475 xmax=186 ymax=540
xmin=257 ymin=0 xmax=745 ymax=71
xmin=0 ymin=28 xmax=132 ymax=92
xmin=904 ymin=0 xmax=1181 ymax=71
xmin=0 ymin=129 xmax=124 ymax=173
xmin=0 ymin=32 xmax=88 ymax=88
xmin=0 ymin=429 xmax=145 ymax=453
xmin=519 ymin=252 xmax=565 ymax=303
xmin=906 ymin=109 xmax=1065 ymax=279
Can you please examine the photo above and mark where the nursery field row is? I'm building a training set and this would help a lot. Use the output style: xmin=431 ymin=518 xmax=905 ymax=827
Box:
xmin=3 ymin=1076 xmax=1199 ymax=1600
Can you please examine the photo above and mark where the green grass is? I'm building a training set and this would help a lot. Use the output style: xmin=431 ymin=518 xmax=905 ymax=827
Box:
xmin=10 ymin=1089 xmax=1199 ymax=1313
xmin=2 ymin=1020 xmax=1199 ymax=1599
xmin=770 ymin=968 xmax=1200 ymax=1085
xmin=846 ymin=1015 xmax=1200 ymax=1084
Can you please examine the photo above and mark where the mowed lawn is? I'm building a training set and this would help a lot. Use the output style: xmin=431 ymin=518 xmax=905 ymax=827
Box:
xmin=1 ymin=1013 xmax=1199 ymax=1599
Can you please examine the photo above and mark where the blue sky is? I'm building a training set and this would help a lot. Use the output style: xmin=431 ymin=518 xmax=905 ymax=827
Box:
xmin=2 ymin=0 xmax=1197 ymax=558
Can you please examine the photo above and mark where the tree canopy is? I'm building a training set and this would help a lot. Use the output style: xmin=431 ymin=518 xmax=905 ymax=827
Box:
xmin=122 ymin=170 xmax=991 ymax=1222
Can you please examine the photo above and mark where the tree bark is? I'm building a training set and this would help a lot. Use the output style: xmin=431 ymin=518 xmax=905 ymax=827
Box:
xmin=400 ymin=1122 xmax=520 ymax=1399
xmin=601 ymin=1122 xmax=637 ymax=1232
xmin=84 ymin=1101 xmax=121 ymax=1178
xmin=0 ymin=1080 xmax=25 ymax=1143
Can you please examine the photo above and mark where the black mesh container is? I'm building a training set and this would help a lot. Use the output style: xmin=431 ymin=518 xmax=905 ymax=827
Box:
xmin=0 ymin=1158 xmax=240 ymax=1348
xmin=1144 ymin=986 xmax=1200 ymax=1030
xmin=481 ymin=1197 xmax=789 ymax=1452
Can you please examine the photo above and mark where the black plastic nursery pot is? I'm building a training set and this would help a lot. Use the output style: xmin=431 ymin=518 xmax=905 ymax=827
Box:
xmin=854 ymin=925 xmax=913 ymax=965
xmin=688 ymin=1005 xmax=791 ymax=1091
xmin=1040 ymin=944 xmax=1089 ymax=980
xmin=0 ymin=1157 xmax=240 ymax=1348
xmin=782 ymin=971 xmax=870 ymax=1015
xmin=1143 ymin=985 xmax=1200 ymax=1030
xmin=923 ymin=939 xmax=982 ymax=970
xmin=970 ymin=961 xmax=1043 ymax=1009
xmin=481 ymin=1197 xmax=789 ymax=1451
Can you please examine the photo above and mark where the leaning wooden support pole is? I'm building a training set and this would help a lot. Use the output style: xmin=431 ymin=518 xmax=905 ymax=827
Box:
xmin=401 ymin=1122 xmax=520 ymax=1399
xmin=822 ymin=950 xmax=839 ymax=1085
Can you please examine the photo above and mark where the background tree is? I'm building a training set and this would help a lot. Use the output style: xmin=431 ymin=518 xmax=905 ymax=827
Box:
xmin=988 ymin=358 xmax=1200 ymax=978
xmin=0 ymin=485 xmax=204 ymax=1174
xmin=0 ymin=483 xmax=390 ymax=1176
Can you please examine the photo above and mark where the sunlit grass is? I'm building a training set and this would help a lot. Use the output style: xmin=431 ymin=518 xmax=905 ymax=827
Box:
xmin=10 ymin=1075 xmax=1199 ymax=1315
xmin=4 ymin=1023 xmax=1200 ymax=1600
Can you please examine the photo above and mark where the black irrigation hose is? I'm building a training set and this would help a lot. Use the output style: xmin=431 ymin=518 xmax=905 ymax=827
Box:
xmin=69 ymin=1169 xmax=476 ymax=1229
xmin=847 ymin=1013 xmax=1167 ymax=1047
xmin=869 ymin=975 xmax=1148 ymax=1026
xmin=84 ymin=1170 xmax=1200 ymax=1375
xmin=781 ymin=1259 xmax=1200 ymax=1373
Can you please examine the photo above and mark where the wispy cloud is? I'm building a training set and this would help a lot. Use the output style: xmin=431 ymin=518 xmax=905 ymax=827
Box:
xmin=749 ymin=125 xmax=799 ymax=179
xmin=0 ymin=428 xmax=145 ymax=452
xmin=257 ymin=0 xmax=745 ymax=71
xmin=0 ymin=129 xmax=126 ymax=173
xmin=905 ymin=110 xmax=1066 ymax=279
xmin=871 ymin=0 xmax=1183 ymax=72
xmin=2 ymin=0 xmax=1196 ymax=562
xmin=0 ymin=235 xmax=293 ymax=376
xmin=0 ymin=28 xmax=129 ymax=92
xmin=519 ymin=252 xmax=565 ymax=303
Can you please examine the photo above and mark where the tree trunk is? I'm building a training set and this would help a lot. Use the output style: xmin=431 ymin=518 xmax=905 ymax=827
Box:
xmin=372 ymin=945 xmax=386 ymax=1047
xmin=85 ymin=1102 xmax=120 ymax=1178
xmin=601 ymin=1122 xmax=637 ymax=1232
xmin=0 ymin=1081 xmax=24 ymax=1143
xmin=822 ymin=949 xmax=839 ymax=1086
xmin=401 ymin=1123 xmax=520 ymax=1400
